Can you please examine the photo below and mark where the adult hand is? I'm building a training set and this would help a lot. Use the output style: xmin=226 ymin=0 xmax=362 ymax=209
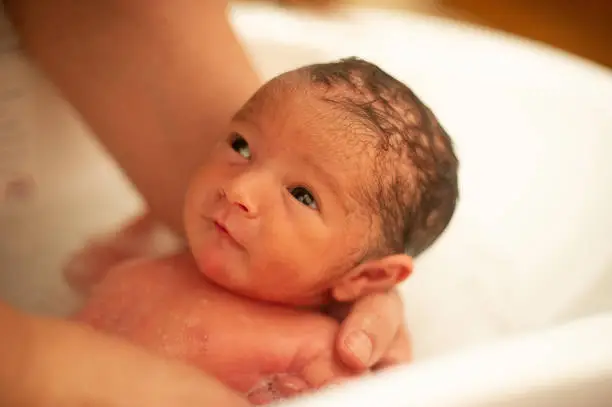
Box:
xmin=260 ymin=291 xmax=410 ymax=403
xmin=63 ymin=212 xmax=181 ymax=294
xmin=332 ymin=290 xmax=412 ymax=371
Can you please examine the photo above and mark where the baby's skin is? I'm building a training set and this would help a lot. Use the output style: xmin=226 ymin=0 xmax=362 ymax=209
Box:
xmin=73 ymin=253 xmax=355 ymax=404
xmin=70 ymin=59 xmax=446 ymax=404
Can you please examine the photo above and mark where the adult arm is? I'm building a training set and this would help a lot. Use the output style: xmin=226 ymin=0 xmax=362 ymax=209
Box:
xmin=0 ymin=301 xmax=249 ymax=407
xmin=5 ymin=0 xmax=261 ymax=235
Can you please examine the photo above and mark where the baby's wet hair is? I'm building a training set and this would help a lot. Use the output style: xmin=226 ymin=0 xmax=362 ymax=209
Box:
xmin=301 ymin=57 xmax=459 ymax=257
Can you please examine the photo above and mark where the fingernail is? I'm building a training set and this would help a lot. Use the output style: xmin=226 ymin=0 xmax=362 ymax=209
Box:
xmin=277 ymin=375 xmax=308 ymax=395
xmin=345 ymin=330 xmax=372 ymax=366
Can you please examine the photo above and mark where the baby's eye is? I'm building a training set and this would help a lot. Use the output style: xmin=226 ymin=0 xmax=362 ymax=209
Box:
xmin=289 ymin=186 xmax=318 ymax=211
xmin=230 ymin=132 xmax=251 ymax=160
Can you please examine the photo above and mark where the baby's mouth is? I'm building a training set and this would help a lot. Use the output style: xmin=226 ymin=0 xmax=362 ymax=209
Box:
xmin=213 ymin=220 xmax=244 ymax=248
xmin=214 ymin=221 xmax=229 ymax=235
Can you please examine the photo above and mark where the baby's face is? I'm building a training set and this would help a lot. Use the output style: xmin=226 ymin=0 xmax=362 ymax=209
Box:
xmin=184 ymin=81 xmax=375 ymax=306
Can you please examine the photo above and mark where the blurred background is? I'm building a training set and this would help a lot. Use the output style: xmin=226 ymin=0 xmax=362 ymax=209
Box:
xmin=248 ymin=0 xmax=612 ymax=69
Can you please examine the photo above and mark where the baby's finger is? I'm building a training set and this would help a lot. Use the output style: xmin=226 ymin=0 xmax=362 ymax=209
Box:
xmin=246 ymin=388 xmax=275 ymax=405
xmin=275 ymin=375 xmax=309 ymax=397
xmin=246 ymin=375 xmax=309 ymax=405
xmin=336 ymin=290 xmax=403 ymax=371
xmin=246 ymin=378 xmax=283 ymax=405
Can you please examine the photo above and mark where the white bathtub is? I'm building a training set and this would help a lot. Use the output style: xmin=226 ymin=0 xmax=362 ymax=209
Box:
xmin=1 ymin=3 xmax=612 ymax=406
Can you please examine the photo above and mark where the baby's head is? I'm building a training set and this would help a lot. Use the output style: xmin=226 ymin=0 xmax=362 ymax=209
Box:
xmin=185 ymin=58 xmax=458 ymax=306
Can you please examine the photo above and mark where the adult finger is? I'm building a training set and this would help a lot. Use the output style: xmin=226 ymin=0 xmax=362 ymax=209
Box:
xmin=336 ymin=290 xmax=404 ymax=371
xmin=371 ymin=325 xmax=412 ymax=371
xmin=300 ymin=352 xmax=356 ymax=389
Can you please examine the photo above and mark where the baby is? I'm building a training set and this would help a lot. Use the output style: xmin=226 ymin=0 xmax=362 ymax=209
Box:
xmin=71 ymin=57 xmax=459 ymax=404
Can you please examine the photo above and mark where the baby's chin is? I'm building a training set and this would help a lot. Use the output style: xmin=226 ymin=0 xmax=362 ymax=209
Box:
xmin=192 ymin=246 xmax=330 ymax=307
xmin=193 ymin=248 xmax=246 ymax=285
xmin=191 ymin=247 xmax=273 ymax=301
xmin=196 ymin=261 xmax=276 ymax=303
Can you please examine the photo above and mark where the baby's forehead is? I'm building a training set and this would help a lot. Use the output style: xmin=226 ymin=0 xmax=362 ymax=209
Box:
xmin=240 ymin=77 xmax=365 ymax=147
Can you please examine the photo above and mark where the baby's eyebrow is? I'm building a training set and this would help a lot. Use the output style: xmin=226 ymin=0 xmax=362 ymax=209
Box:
xmin=232 ymin=109 xmax=250 ymax=123
xmin=232 ymin=102 xmax=258 ymax=123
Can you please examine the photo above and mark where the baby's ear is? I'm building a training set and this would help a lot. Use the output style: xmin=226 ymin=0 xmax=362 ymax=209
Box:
xmin=331 ymin=254 xmax=413 ymax=302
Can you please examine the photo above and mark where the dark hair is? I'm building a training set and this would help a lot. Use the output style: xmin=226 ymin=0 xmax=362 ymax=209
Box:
xmin=304 ymin=57 xmax=459 ymax=257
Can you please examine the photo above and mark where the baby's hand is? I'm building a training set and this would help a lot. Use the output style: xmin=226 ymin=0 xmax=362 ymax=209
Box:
xmin=246 ymin=327 xmax=360 ymax=405
xmin=247 ymin=362 xmax=354 ymax=405
xmin=64 ymin=212 xmax=180 ymax=294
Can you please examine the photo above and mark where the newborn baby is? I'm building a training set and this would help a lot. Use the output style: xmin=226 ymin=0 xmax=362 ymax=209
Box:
xmin=72 ymin=57 xmax=459 ymax=404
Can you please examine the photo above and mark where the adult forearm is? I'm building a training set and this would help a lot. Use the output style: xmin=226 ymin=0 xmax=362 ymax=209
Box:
xmin=5 ymin=0 xmax=261 ymax=235
xmin=0 ymin=301 xmax=249 ymax=407
xmin=0 ymin=302 xmax=38 ymax=406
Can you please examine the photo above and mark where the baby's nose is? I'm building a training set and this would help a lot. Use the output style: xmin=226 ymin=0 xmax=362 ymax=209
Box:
xmin=223 ymin=181 xmax=260 ymax=219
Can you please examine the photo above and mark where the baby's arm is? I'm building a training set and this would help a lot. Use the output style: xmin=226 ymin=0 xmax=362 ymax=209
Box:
xmin=241 ymin=313 xmax=358 ymax=404
xmin=74 ymin=256 xmax=358 ymax=404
